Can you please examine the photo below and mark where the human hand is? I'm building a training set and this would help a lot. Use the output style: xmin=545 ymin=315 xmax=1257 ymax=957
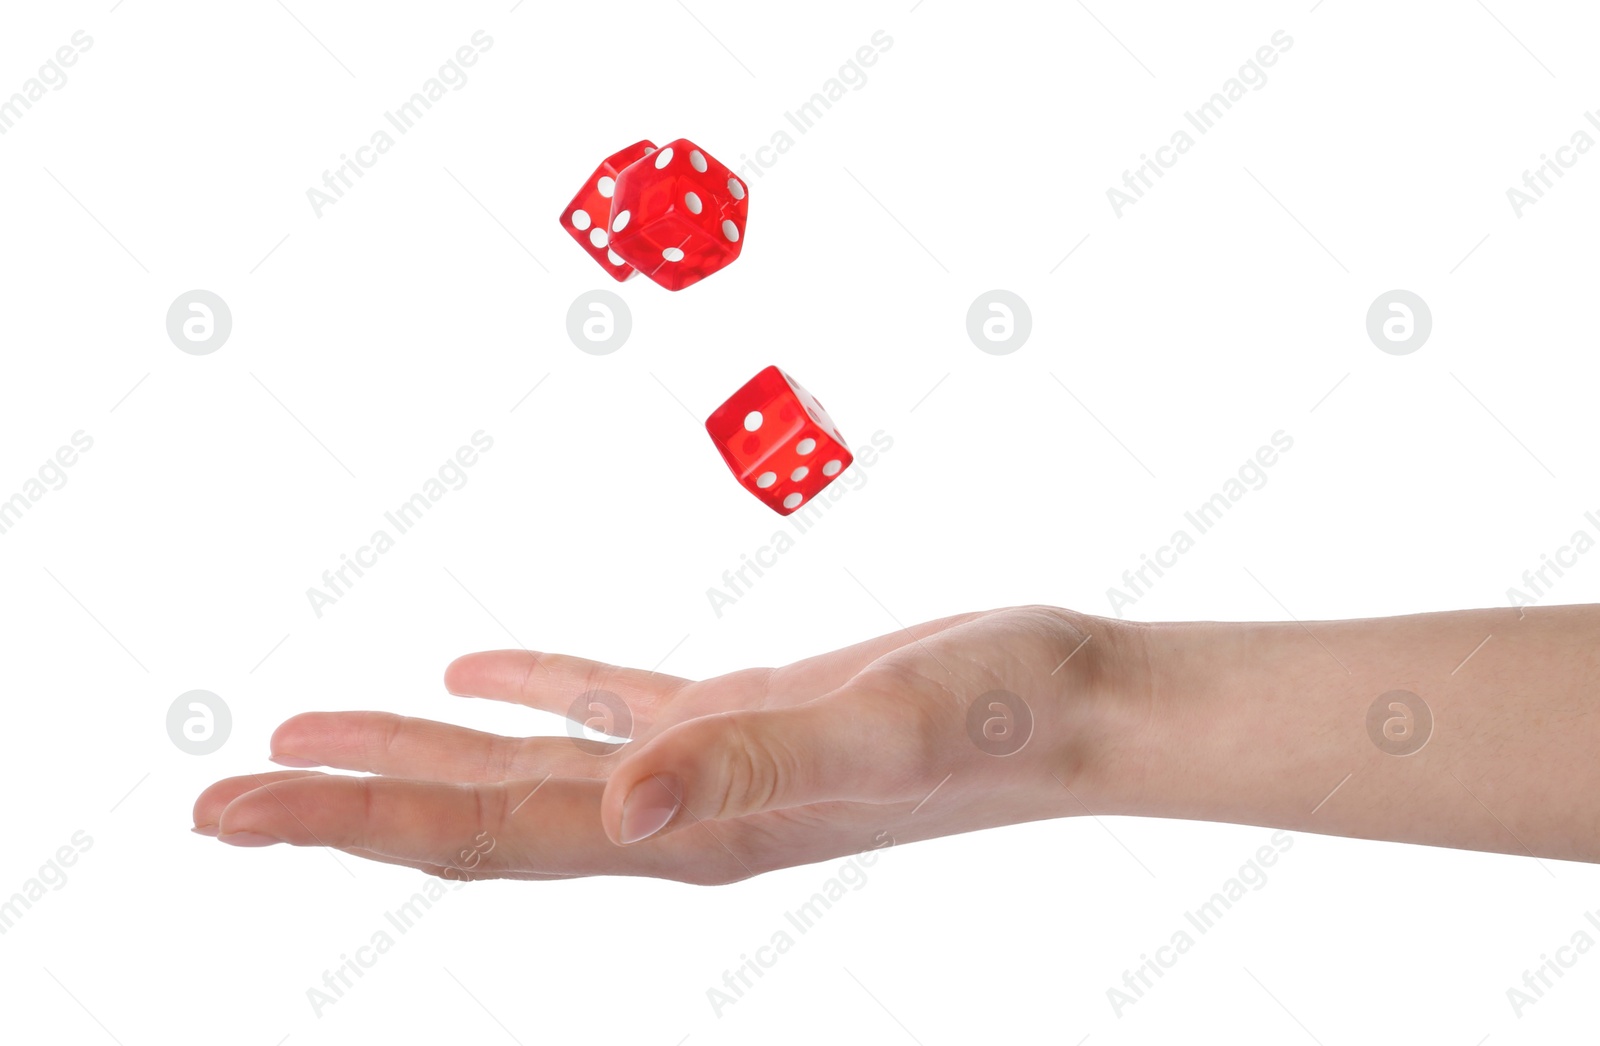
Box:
xmin=192 ymin=605 xmax=1125 ymax=883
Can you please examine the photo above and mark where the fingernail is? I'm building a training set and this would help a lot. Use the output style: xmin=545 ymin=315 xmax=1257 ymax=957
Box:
xmin=269 ymin=754 xmax=320 ymax=768
xmin=191 ymin=824 xmax=218 ymax=837
xmin=218 ymin=831 xmax=282 ymax=847
xmin=620 ymin=774 xmax=681 ymax=844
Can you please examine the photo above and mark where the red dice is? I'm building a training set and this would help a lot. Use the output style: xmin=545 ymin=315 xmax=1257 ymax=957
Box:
xmin=706 ymin=366 xmax=853 ymax=515
xmin=605 ymin=138 xmax=748 ymax=291
xmin=560 ymin=139 xmax=657 ymax=282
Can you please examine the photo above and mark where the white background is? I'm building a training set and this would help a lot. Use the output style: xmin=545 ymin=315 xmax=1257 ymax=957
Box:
xmin=2 ymin=0 xmax=1598 ymax=1042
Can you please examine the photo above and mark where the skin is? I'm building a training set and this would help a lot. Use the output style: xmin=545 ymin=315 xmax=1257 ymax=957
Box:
xmin=192 ymin=603 xmax=1600 ymax=881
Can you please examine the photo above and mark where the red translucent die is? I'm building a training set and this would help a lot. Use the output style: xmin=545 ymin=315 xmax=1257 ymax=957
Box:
xmin=705 ymin=366 xmax=852 ymax=515
xmin=559 ymin=139 xmax=657 ymax=281
xmin=607 ymin=138 xmax=748 ymax=291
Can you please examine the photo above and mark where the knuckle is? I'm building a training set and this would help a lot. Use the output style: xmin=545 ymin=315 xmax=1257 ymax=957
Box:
xmin=881 ymin=702 xmax=944 ymax=795
xmin=336 ymin=777 xmax=376 ymax=850
xmin=711 ymin=713 xmax=784 ymax=819
xmin=473 ymin=783 xmax=509 ymax=837
xmin=516 ymin=655 xmax=541 ymax=703
xmin=847 ymin=666 xmax=953 ymax=795
xmin=372 ymin=713 xmax=407 ymax=764
xmin=1003 ymin=603 xmax=1070 ymax=633
xmin=445 ymin=786 xmax=510 ymax=875
xmin=485 ymin=737 xmax=519 ymax=780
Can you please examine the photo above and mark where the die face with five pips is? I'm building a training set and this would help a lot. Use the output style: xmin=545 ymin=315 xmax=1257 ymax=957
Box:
xmin=705 ymin=366 xmax=852 ymax=515
xmin=559 ymin=137 xmax=747 ymax=290
xmin=606 ymin=138 xmax=748 ymax=292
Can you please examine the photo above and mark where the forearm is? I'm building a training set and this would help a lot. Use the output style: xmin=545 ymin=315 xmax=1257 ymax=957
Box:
xmin=1075 ymin=605 xmax=1600 ymax=863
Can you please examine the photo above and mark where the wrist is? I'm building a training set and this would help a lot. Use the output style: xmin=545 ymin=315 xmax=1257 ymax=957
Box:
xmin=1029 ymin=604 xmax=1600 ymax=863
xmin=1065 ymin=614 xmax=1373 ymax=825
xmin=1025 ymin=607 xmax=1163 ymax=819
xmin=1039 ymin=613 xmax=1288 ymax=822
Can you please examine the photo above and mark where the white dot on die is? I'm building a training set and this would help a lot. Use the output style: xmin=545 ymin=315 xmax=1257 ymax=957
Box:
xmin=791 ymin=466 xmax=809 ymax=482
xmin=570 ymin=209 xmax=591 ymax=230
xmin=756 ymin=471 xmax=776 ymax=488
xmin=684 ymin=191 xmax=702 ymax=214
xmin=727 ymin=177 xmax=745 ymax=200
xmin=822 ymin=459 xmax=842 ymax=476
xmin=597 ymin=176 xmax=615 ymax=198
xmin=743 ymin=410 xmax=763 ymax=431
xmin=783 ymin=493 xmax=803 ymax=510
xmin=655 ymin=147 xmax=674 ymax=169
xmin=795 ymin=438 xmax=816 ymax=455
xmin=589 ymin=228 xmax=608 ymax=248
xmin=722 ymin=220 xmax=740 ymax=242
xmin=690 ymin=150 xmax=707 ymax=172
xmin=612 ymin=209 xmax=630 ymax=232
xmin=607 ymin=249 xmax=624 ymax=265
xmin=662 ymin=247 xmax=684 ymax=262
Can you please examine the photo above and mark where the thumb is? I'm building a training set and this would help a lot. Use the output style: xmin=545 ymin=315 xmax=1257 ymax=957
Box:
xmin=601 ymin=692 xmax=922 ymax=845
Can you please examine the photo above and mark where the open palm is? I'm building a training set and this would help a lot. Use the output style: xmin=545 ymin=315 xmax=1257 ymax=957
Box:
xmin=193 ymin=606 xmax=1096 ymax=884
